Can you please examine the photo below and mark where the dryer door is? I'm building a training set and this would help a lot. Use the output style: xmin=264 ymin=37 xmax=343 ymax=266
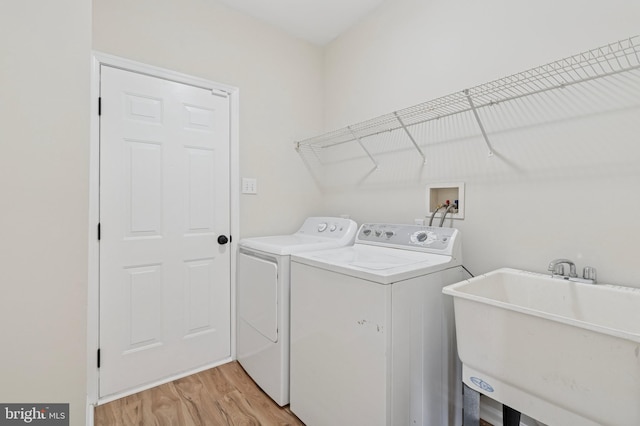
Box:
xmin=238 ymin=252 xmax=279 ymax=342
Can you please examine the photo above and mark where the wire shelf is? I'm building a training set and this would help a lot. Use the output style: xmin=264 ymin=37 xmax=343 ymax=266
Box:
xmin=295 ymin=35 xmax=640 ymax=162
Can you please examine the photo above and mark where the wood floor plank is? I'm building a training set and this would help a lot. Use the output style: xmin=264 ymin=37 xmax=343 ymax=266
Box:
xmin=218 ymin=363 xmax=303 ymax=426
xmin=195 ymin=364 xmax=238 ymax=400
xmin=145 ymin=382 xmax=194 ymax=426
xmin=172 ymin=373 xmax=229 ymax=425
xmin=95 ymin=392 xmax=145 ymax=426
xmin=213 ymin=389 xmax=262 ymax=426
xmin=94 ymin=361 xmax=303 ymax=425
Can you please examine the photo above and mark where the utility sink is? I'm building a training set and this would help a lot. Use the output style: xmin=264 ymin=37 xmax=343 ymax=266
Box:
xmin=443 ymin=268 xmax=640 ymax=426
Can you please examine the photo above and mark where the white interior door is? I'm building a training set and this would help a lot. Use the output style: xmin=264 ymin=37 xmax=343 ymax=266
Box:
xmin=99 ymin=65 xmax=231 ymax=397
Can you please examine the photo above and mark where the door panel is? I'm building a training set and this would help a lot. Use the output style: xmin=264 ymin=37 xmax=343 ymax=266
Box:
xmin=99 ymin=65 xmax=231 ymax=397
xmin=127 ymin=140 xmax=163 ymax=236
xmin=184 ymin=258 xmax=216 ymax=335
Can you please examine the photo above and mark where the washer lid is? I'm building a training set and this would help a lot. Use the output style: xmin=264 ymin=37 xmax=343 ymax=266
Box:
xmin=291 ymin=244 xmax=458 ymax=284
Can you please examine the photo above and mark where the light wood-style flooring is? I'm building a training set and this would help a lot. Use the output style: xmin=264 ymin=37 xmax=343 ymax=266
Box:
xmin=94 ymin=361 xmax=304 ymax=425
xmin=95 ymin=360 xmax=495 ymax=425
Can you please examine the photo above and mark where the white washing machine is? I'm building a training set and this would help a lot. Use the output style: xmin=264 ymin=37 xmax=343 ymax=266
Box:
xmin=290 ymin=223 xmax=467 ymax=426
xmin=237 ymin=217 xmax=358 ymax=406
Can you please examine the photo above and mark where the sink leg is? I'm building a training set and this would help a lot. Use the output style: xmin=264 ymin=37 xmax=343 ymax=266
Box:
xmin=503 ymin=404 xmax=521 ymax=426
xmin=463 ymin=383 xmax=480 ymax=426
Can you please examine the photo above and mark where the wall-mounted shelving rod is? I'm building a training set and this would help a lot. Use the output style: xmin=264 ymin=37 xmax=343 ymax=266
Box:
xmin=464 ymin=90 xmax=494 ymax=156
xmin=349 ymin=126 xmax=379 ymax=169
xmin=393 ymin=112 xmax=427 ymax=164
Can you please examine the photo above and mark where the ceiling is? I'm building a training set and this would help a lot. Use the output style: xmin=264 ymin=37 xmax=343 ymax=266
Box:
xmin=216 ymin=0 xmax=386 ymax=45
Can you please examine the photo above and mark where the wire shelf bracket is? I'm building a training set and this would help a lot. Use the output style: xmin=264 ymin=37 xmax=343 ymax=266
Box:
xmin=464 ymin=89 xmax=494 ymax=157
xmin=349 ymin=126 xmax=379 ymax=169
xmin=394 ymin=111 xmax=427 ymax=164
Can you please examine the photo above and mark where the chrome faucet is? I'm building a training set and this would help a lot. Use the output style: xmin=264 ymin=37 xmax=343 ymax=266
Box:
xmin=548 ymin=258 xmax=597 ymax=284
xmin=548 ymin=258 xmax=577 ymax=278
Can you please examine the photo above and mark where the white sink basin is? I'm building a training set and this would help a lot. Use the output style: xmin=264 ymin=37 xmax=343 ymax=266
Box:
xmin=443 ymin=267 xmax=640 ymax=426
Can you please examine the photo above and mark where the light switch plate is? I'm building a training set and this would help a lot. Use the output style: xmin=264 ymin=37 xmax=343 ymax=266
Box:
xmin=242 ymin=178 xmax=257 ymax=194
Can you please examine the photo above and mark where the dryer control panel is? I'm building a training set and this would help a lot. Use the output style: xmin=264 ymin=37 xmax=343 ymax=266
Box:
xmin=356 ymin=223 xmax=459 ymax=255
xmin=295 ymin=217 xmax=358 ymax=239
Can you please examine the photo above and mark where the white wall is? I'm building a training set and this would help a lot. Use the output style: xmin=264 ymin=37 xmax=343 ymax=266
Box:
xmin=0 ymin=1 xmax=91 ymax=424
xmin=93 ymin=0 xmax=325 ymax=238
xmin=0 ymin=2 xmax=323 ymax=423
xmin=320 ymin=0 xmax=640 ymax=287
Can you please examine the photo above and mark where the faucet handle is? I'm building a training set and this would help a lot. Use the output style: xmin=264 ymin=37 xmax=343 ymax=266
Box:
xmin=552 ymin=264 xmax=565 ymax=276
xmin=548 ymin=258 xmax=577 ymax=277
xmin=583 ymin=266 xmax=597 ymax=283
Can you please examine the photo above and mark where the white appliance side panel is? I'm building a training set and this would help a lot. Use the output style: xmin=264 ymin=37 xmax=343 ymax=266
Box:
xmin=237 ymin=252 xmax=278 ymax=342
xmin=391 ymin=267 xmax=464 ymax=426
xmin=290 ymin=262 xmax=391 ymax=426
xmin=236 ymin=250 xmax=291 ymax=406
xmin=236 ymin=317 xmax=289 ymax=405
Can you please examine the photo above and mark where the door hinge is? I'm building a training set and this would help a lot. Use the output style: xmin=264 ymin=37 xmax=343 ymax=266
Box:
xmin=97 ymin=223 xmax=101 ymax=241
xmin=211 ymin=88 xmax=229 ymax=98
xmin=97 ymin=348 xmax=101 ymax=369
xmin=98 ymin=97 xmax=101 ymax=116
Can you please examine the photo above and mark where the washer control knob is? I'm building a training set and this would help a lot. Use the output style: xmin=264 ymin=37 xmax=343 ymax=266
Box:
xmin=329 ymin=224 xmax=337 ymax=232
xmin=362 ymin=228 xmax=372 ymax=236
xmin=317 ymin=223 xmax=327 ymax=232
xmin=410 ymin=230 xmax=436 ymax=245
xmin=385 ymin=231 xmax=395 ymax=238
xmin=375 ymin=230 xmax=383 ymax=237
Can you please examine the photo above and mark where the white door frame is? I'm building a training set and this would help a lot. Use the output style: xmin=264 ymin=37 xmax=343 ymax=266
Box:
xmin=87 ymin=52 xmax=239 ymax=413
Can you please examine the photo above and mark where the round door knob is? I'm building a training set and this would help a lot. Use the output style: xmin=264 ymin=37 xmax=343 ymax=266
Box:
xmin=217 ymin=235 xmax=229 ymax=245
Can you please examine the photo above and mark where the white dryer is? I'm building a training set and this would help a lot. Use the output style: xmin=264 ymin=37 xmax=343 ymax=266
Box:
xmin=237 ymin=217 xmax=358 ymax=406
xmin=290 ymin=223 xmax=468 ymax=426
